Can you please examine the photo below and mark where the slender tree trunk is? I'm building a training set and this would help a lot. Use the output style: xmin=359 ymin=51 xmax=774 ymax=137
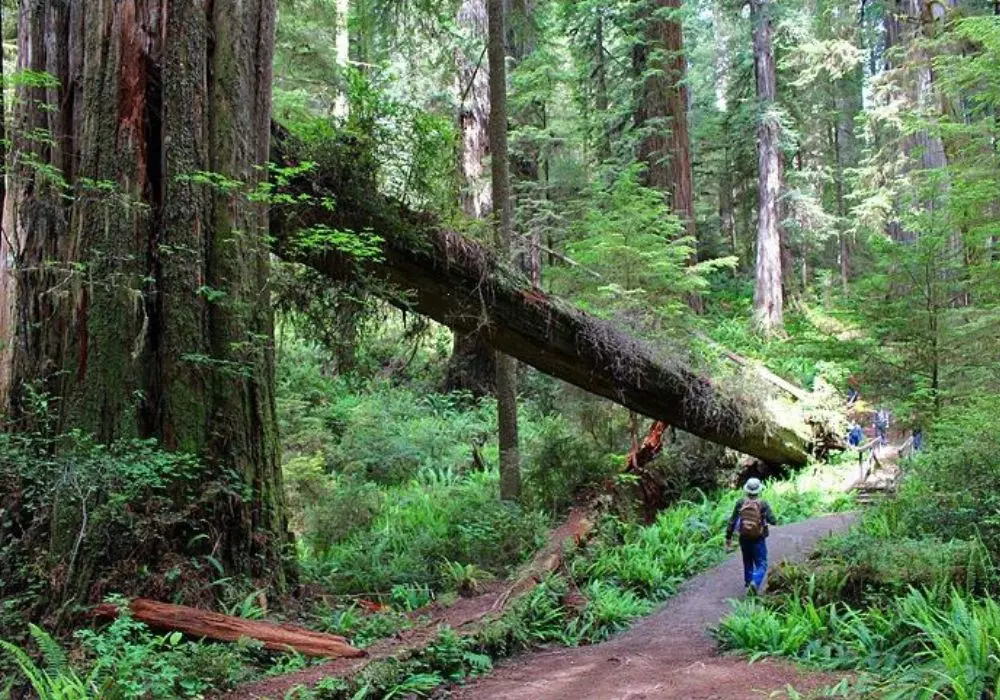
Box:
xmin=720 ymin=149 xmax=737 ymax=260
xmin=447 ymin=0 xmax=497 ymax=396
xmin=0 ymin=0 xmax=290 ymax=603
xmin=594 ymin=12 xmax=612 ymax=161
xmin=632 ymin=0 xmax=700 ymax=309
xmin=334 ymin=0 xmax=351 ymax=118
xmin=488 ymin=0 xmax=520 ymax=500
xmin=751 ymin=0 xmax=784 ymax=334
xmin=833 ymin=69 xmax=861 ymax=291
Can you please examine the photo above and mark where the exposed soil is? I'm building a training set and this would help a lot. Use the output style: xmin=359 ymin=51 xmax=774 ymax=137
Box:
xmin=447 ymin=513 xmax=857 ymax=700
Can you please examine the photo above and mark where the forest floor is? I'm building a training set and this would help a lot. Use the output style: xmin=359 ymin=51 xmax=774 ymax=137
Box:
xmin=226 ymin=433 xmax=906 ymax=699
xmin=447 ymin=513 xmax=857 ymax=700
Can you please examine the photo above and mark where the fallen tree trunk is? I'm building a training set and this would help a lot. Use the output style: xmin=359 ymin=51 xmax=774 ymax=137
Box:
xmin=92 ymin=599 xmax=365 ymax=659
xmin=270 ymin=134 xmax=817 ymax=466
xmin=694 ymin=331 xmax=809 ymax=401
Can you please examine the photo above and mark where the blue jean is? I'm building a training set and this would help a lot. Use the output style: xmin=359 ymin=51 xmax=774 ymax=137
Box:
xmin=739 ymin=536 xmax=768 ymax=589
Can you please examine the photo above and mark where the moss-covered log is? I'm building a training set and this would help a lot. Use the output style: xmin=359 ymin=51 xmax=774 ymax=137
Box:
xmin=270 ymin=138 xmax=816 ymax=466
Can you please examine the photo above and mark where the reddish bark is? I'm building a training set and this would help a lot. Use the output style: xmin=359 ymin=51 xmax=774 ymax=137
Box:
xmin=92 ymin=599 xmax=364 ymax=659
xmin=633 ymin=0 xmax=695 ymax=237
xmin=626 ymin=420 xmax=670 ymax=471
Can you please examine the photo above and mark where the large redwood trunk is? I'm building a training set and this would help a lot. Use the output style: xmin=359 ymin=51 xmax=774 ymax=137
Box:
xmin=751 ymin=0 xmax=784 ymax=334
xmin=447 ymin=0 xmax=497 ymax=396
xmin=633 ymin=0 xmax=695 ymax=237
xmin=0 ymin=0 xmax=290 ymax=602
xmin=632 ymin=0 xmax=699 ymax=310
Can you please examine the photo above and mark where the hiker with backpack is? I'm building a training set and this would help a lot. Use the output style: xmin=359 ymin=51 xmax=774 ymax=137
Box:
xmin=874 ymin=407 xmax=890 ymax=446
xmin=725 ymin=478 xmax=777 ymax=595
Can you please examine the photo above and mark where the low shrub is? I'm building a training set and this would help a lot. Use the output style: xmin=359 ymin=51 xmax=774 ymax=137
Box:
xmin=767 ymin=532 xmax=993 ymax=607
xmin=303 ymin=471 xmax=549 ymax=594
xmin=717 ymin=587 xmax=1000 ymax=699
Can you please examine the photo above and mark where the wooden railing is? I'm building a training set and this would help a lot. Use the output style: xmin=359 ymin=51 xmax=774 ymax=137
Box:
xmin=852 ymin=435 xmax=915 ymax=485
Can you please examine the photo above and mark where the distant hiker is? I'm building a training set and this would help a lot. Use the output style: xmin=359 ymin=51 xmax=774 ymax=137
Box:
xmin=874 ymin=408 xmax=890 ymax=445
xmin=912 ymin=427 xmax=923 ymax=452
xmin=725 ymin=478 xmax=777 ymax=595
xmin=847 ymin=376 xmax=859 ymax=406
xmin=848 ymin=422 xmax=863 ymax=447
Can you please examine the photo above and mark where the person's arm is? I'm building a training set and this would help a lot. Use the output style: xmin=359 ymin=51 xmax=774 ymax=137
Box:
xmin=725 ymin=499 xmax=742 ymax=542
xmin=762 ymin=501 xmax=777 ymax=525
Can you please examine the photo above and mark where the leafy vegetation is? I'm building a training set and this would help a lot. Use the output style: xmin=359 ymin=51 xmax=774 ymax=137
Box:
xmin=717 ymin=397 xmax=1000 ymax=696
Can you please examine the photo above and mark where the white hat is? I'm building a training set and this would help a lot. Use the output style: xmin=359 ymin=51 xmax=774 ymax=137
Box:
xmin=744 ymin=478 xmax=763 ymax=496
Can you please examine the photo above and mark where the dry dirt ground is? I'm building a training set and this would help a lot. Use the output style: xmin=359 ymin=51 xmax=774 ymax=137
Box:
xmin=447 ymin=513 xmax=856 ymax=700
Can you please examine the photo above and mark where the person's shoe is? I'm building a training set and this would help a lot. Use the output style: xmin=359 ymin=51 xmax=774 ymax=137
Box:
xmin=746 ymin=583 xmax=758 ymax=597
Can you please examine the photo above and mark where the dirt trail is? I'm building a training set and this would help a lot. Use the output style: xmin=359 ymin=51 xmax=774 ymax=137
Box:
xmin=449 ymin=513 xmax=856 ymax=700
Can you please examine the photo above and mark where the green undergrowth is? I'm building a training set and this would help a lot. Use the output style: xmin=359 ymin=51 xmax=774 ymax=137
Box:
xmin=279 ymin=466 xmax=854 ymax=699
xmin=1 ymin=463 xmax=853 ymax=699
xmin=701 ymin=282 xmax=870 ymax=390
xmin=0 ymin=612 xmax=316 ymax=699
xmin=715 ymin=396 xmax=1000 ymax=699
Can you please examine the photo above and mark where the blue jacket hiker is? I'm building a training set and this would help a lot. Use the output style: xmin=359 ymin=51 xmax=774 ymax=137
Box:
xmin=725 ymin=478 xmax=777 ymax=594
xmin=848 ymin=422 xmax=863 ymax=447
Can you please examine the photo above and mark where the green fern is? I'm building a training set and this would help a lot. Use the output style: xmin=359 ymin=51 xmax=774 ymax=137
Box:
xmin=28 ymin=624 xmax=69 ymax=676
xmin=0 ymin=628 xmax=98 ymax=700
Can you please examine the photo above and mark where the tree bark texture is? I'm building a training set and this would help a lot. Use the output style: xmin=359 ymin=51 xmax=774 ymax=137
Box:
xmin=488 ymin=0 xmax=521 ymax=500
xmin=751 ymin=0 xmax=784 ymax=334
xmin=883 ymin=0 xmax=949 ymax=245
xmin=270 ymin=137 xmax=818 ymax=466
xmin=93 ymin=598 xmax=364 ymax=658
xmin=632 ymin=0 xmax=700 ymax=311
xmin=447 ymin=0 xmax=496 ymax=396
xmin=632 ymin=0 xmax=695 ymax=240
xmin=0 ymin=0 xmax=290 ymax=598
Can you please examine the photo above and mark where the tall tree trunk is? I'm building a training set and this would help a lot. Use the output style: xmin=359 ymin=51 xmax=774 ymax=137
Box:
xmin=594 ymin=11 xmax=612 ymax=161
xmin=883 ymin=0 xmax=949 ymax=242
xmin=488 ymin=0 xmax=521 ymax=501
xmin=833 ymin=67 xmax=861 ymax=291
xmin=720 ymin=149 xmax=737 ymax=260
xmin=334 ymin=0 xmax=351 ymax=118
xmin=751 ymin=0 xmax=784 ymax=334
xmin=0 ymin=0 xmax=290 ymax=603
xmin=447 ymin=0 xmax=497 ymax=396
xmin=632 ymin=0 xmax=700 ymax=310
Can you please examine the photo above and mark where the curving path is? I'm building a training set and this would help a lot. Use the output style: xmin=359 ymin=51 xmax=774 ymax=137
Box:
xmin=449 ymin=513 xmax=856 ymax=700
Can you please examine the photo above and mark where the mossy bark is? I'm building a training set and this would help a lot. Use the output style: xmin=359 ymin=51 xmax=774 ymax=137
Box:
xmin=271 ymin=134 xmax=818 ymax=466
xmin=0 ymin=0 xmax=291 ymax=605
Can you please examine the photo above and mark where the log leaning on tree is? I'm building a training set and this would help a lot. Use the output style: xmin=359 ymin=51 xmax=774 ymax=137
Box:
xmin=269 ymin=136 xmax=815 ymax=466
xmin=92 ymin=599 xmax=365 ymax=659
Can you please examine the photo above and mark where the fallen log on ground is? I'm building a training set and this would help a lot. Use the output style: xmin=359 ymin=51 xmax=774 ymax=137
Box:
xmin=220 ymin=506 xmax=597 ymax=699
xmin=270 ymin=134 xmax=820 ymax=466
xmin=92 ymin=599 xmax=365 ymax=659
